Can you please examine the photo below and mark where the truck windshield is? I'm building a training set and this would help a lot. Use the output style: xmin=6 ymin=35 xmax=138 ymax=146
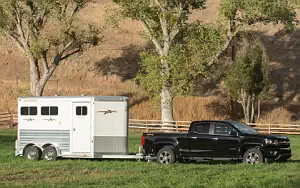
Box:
xmin=231 ymin=122 xmax=258 ymax=135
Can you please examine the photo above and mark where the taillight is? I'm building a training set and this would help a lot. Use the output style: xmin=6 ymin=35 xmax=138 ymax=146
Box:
xmin=141 ymin=135 xmax=145 ymax=147
xmin=16 ymin=137 xmax=18 ymax=141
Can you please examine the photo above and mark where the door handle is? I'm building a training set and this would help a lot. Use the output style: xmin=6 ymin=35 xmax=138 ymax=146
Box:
xmin=190 ymin=137 xmax=197 ymax=140
xmin=212 ymin=138 xmax=218 ymax=141
xmin=73 ymin=128 xmax=76 ymax=131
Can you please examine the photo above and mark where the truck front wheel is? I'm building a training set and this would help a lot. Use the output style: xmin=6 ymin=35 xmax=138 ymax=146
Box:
xmin=156 ymin=147 xmax=176 ymax=164
xmin=243 ymin=148 xmax=264 ymax=164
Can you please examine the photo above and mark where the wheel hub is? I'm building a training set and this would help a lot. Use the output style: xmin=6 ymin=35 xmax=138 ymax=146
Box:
xmin=159 ymin=151 xmax=171 ymax=164
xmin=246 ymin=152 xmax=260 ymax=164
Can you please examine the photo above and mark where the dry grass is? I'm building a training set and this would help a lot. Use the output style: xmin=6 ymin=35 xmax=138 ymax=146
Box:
xmin=259 ymin=107 xmax=295 ymax=124
xmin=0 ymin=81 xmax=229 ymax=121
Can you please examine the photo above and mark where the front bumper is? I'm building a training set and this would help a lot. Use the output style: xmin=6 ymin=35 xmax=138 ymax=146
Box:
xmin=262 ymin=145 xmax=292 ymax=161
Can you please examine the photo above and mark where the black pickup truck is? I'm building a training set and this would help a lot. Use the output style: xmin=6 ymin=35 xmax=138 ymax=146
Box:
xmin=141 ymin=121 xmax=292 ymax=164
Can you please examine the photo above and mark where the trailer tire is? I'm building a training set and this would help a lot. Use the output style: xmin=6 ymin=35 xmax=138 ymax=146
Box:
xmin=42 ymin=146 xmax=58 ymax=161
xmin=24 ymin=146 xmax=41 ymax=161
xmin=156 ymin=147 xmax=176 ymax=164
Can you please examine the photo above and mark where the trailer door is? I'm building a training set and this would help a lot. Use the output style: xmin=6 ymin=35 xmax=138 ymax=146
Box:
xmin=72 ymin=103 xmax=91 ymax=153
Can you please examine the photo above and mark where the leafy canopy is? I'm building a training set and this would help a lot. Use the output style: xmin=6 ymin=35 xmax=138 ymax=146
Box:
xmin=136 ymin=22 xmax=226 ymax=105
xmin=225 ymin=37 xmax=269 ymax=100
xmin=220 ymin=0 xmax=297 ymax=31
xmin=0 ymin=0 xmax=100 ymax=60
xmin=113 ymin=0 xmax=206 ymax=48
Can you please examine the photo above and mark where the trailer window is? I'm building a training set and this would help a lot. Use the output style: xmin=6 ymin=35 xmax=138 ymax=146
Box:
xmin=41 ymin=107 xmax=58 ymax=116
xmin=20 ymin=107 xmax=37 ymax=116
xmin=76 ymin=106 xmax=88 ymax=116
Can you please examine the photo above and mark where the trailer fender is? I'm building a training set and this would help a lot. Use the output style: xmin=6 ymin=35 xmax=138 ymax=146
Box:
xmin=42 ymin=144 xmax=61 ymax=157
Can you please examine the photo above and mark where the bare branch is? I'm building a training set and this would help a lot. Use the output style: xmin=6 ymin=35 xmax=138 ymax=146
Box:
xmin=41 ymin=51 xmax=49 ymax=73
xmin=13 ymin=5 xmax=30 ymax=52
xmin=169 ymin=6 xmax=183 ymax=42
xmin=140 ymin=20 xmax=163 ymax=54
xmin=60 ymin=48 xmax=81 ymax=61
xmin=208 ymin=19 xmax=235 ymax=65
xmin=5 ymin=32 xmax=25 ymax=54
xmin=160 ymin=16 xmax=169 ymax=42
xmin=152 ymin=0 xmax=165 ymax=11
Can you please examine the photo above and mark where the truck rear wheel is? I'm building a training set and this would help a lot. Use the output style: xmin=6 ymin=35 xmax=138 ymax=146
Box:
xmin=157 ymin=147 xmax=176 ymax=164
xmin=24 ymin=146 xmax=41 ymax=160
xmin=243 ymin=148 xmax=264 ymax=164
xmin=42 ymin=146 xmax=58 ymax=161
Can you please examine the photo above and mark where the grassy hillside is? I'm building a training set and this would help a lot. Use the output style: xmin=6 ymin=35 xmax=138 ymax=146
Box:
xmin=1 ymin=0 xmax=300 ymax=122
xmin=1 ymin=129 xmax=300 ymax=187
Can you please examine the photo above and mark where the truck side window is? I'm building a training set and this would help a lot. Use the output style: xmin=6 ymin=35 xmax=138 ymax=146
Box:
xmin=214 ymin=123 xmax=235 ymax=135
xmin=41 ymin=107 xmax=58 ymax=116
xmin=193 ymin=123 xmax=210 ymax=134
xmin=76 ymin=106 xmax=88 ymax=116
xmin=21 ymin=107 xmax=37 ymax=116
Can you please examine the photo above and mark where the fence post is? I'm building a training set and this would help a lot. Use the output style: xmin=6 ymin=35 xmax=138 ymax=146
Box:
xmin=176 ymin=121 xmax=178 ymax=132
xmin=269 ymin=124 xmax=271 ymax=134
xmin=146 ymin=119 xmax=148 ymax=132
xmin=10 ymin=113 xmax=13 ymax=127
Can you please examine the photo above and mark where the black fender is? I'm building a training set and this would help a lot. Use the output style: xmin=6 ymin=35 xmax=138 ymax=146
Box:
xmin=154 ymin=140 xmax=180 ymax=156
xmin=241 ymin=142 xmax=264 ymax=156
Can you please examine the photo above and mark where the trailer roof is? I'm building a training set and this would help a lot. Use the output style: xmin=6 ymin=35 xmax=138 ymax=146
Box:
xmin=18 ymin=96 xmax=128 ymax=102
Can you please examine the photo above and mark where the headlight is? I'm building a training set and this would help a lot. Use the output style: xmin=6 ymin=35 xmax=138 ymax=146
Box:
xmin=265 ymin=139 xmax=279 ymax=145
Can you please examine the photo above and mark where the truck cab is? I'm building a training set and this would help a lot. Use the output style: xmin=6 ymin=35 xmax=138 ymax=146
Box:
xmin=142 ymin=121 xmax=292 ymax=164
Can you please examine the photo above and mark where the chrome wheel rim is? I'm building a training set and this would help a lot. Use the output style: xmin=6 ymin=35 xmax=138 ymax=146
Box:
xmin=246 ymin=152 xmax=260 ymax=164
xmin=158 ymin=151 xmax=172 ymax=164
xmin=27 ymin=148 xmax=37 ymax=160
xmin=44 ymin=151 xmax=55 ymax=161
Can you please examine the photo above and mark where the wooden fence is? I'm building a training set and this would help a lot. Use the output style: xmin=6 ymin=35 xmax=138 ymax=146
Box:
xmin=0 ymin=112 xmax=18 ymax=127
xmin=1 ymin=113 xmax=300 ymax=135
xmin=129 ymin=119 xmax=300 ymax=135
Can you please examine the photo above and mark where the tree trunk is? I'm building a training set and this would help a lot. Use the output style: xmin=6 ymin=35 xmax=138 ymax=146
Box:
xmin=160 ymin=86 xmax=174 ymax=125
xmin=246 ymin=95 xmax=251 ymax=123
xmin=29 ymin=58 xmax=58 ymax=97
xmin=256 ymin=99 xmax=261 ymax=123
xmin=250 ymin=95 xmax=255 ymax=123
xmin=160 ymin=54 xmax=174 ymax=124
xmin=29 ymin=59 xmax=42 ymax=96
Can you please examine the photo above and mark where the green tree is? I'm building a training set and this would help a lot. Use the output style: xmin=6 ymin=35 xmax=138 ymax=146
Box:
xmin=0 ymin=0 xmax=101 ymax=96
xmin=112 ymin=0 xmax=230 ymax=123
xmin=218 ymin=0 xmax=297 ymax=63
xmin=225 ymin=37 xmax=269 ymax=123
xmin=136 ymin=22 xmax=225 ymax=109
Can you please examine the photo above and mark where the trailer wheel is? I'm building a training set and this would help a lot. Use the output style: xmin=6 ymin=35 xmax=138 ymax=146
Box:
xmin=42 ymin=146 xmax=58 ymax=161
xmin=156 ymin=147 xmax=176 ymax=164
xmin=24 ymin=146 xmax=41 ymax=161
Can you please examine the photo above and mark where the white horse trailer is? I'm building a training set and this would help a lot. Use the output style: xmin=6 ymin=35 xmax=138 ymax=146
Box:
xmin=15 ymin=96 xmax=144 ymax=161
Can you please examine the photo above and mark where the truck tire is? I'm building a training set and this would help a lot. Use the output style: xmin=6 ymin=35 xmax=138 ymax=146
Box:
xmin=42 ymin=146 xmax=58 ymax=161
xmin=156 ymin=147 xmax=176 ymax=164
xmin=24 ymin=146 xmax=41 ymax=160
xmin=243 ymin=148 xmax=264 ymax=164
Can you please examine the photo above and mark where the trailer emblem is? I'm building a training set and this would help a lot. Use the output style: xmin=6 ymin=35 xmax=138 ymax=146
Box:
xmin=98 ymin=110 xmax=118 ymax=115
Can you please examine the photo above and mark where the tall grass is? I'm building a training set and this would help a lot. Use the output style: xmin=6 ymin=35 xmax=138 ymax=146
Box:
xmin=1 ymin=129 xmax=300 ymax=188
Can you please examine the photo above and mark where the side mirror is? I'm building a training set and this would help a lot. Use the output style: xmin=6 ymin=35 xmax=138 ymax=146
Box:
xmin=229 ymin=131 xmax=238 ymax=137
